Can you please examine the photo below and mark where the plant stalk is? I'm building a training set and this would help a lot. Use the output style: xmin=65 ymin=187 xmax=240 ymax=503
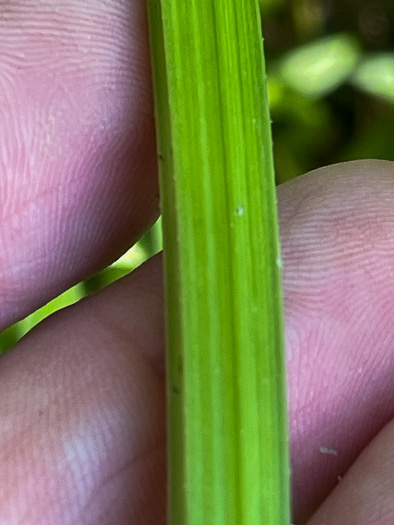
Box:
xmin=146 ymin=1 xmax=290 ymax=523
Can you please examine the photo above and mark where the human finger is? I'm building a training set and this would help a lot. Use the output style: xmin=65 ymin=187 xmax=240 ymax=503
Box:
xmin=3 ymin=160 xmax=394 ymax=523
xmin=280 ymin=160 xmax=394 ymax=522
xmin=0 ymin=254 xmax=166 ymax=524
xmin=0 ymin=0 xmax=158 ymax=330
xmin=307 ymin=418 xmax=394 ymax=525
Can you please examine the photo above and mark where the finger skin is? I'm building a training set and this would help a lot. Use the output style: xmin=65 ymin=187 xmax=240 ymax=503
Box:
xmin=0 ymin=254 xmax=166 ymax=525
xmin=0 ymin=0 xmax=158 ymax=330
xmin=307 ymin=419 xmax=394 ymax=525
xmin=280 ymin=160 xmax=394 ymax=522
xmin=1 ymin=160 xmax=394 ymax=524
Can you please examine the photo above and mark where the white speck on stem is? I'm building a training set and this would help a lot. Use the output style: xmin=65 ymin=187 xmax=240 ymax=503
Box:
xmin=276 ymin=257 xmax=283 ymax=269
xmin=319 ymin=446 xmax=338 ymax=456
xmin=235 ymin=205 xmax=244 ymax=216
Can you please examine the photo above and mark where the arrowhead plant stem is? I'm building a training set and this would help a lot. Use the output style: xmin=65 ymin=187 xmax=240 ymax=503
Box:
xmin=146 ymin=1 xmax=290 ymax=524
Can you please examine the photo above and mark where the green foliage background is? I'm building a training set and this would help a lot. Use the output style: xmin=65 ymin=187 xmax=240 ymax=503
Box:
xmin=1 ymin=0 xmax=393 ymax=352
xmin=261 ymin=0 xmax=394 ymax=183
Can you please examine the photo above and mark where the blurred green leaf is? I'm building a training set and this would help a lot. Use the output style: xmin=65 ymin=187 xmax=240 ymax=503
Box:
xmin=352 ymin=54 xmax=394 ymax=105
xmin=279 ymin=34 xmax=361 ymax=97
xmin=268 ymin=77 xmax=334 ymax=182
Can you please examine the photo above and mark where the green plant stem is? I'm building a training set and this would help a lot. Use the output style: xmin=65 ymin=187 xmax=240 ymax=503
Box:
xmin=147 ymin=1 xmax=290 ymax=524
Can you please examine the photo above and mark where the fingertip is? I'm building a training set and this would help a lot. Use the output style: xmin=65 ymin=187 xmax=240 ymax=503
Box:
xmin=0 ymin=254 xmax=166 ymax=524
xmin=307 ymin=418 xmax=394 ymax=525
xmin=277 ymin=160 xmax=394 ymax=521
xmin=0 ymin=0 xmax=159 ymax=330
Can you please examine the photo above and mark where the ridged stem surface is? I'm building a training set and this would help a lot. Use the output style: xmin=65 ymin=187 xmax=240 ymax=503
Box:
xmin=147 ymin=2 xmax=290 ymax=523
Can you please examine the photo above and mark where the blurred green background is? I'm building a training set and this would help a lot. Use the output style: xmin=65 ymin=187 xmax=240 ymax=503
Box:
xmin=0 ymin=0 xmax=393 ymax=353
xmin=261 ymin=0 xmax=394 ymax=182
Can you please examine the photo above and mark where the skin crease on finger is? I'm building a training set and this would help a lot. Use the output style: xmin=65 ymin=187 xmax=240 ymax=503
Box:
xmin=0 ymin=0 xmax=159 ymax=331
xmin=0 ymin=160 xmax=394 ymax=524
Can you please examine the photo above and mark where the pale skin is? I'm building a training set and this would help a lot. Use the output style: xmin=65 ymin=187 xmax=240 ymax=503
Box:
xmin=0 ymin=2 xmax=393 ymax=524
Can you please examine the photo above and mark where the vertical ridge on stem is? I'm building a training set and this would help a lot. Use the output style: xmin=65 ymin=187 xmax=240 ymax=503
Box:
xmin=147 ymin=1 xmax=290 ymax=523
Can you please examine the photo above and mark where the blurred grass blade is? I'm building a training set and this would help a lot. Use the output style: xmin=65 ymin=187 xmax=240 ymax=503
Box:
xmin=147 ymin=1 xmax=290 ymax=524
xmin=279 ymin=33 xmax=360 ymax=97
xmin=352 ymin=54 xmax=394 ymax=105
